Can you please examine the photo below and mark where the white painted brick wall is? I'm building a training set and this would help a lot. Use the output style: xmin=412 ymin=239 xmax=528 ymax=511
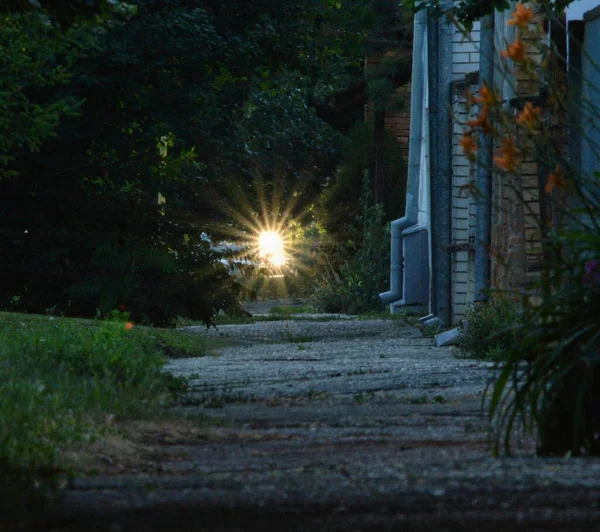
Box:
xmin=452 ymin=22 xmax=480 ymax=81
xmin=451 ymin=85 xmax=478 ymax=323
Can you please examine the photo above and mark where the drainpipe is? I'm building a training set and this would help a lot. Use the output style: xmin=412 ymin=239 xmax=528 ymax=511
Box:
xmin=474 ymin=14 xmax=494 ymax=302
xmin=429 ymin=6 xmax=453 ymax=326
xmin=379 ymin=9 xmax=427 ymax=305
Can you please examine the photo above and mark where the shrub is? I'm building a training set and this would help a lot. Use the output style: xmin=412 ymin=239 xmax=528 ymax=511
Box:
xmin=312 ymin=172 xmax=389 ymax=314
xmin=490 ymin=233 xmax=600 ymax=456
xmin=458 ymin=298 xmax=522 ymax=360
xmin=444 ymin=1 xmax=600 ymax=456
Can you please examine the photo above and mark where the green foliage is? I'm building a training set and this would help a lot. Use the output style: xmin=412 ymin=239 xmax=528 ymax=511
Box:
xmin=489 ymin=228 xmax=600 ymax=457
xmin=409 ymin=394 xmax=429 ymax=404
xmin=0 ymin=2 xmax=137 ymax=178
xmin=421 ymin=323 xmax=441 ymax=338
xmin=316 ymin=121 xmax=406 ymax=251
xmin=269 ymin=305 xmax=314 ymax=316
xmin=0 ymin=0 xmax=411 ymax=326
xmin=0 ymin=0 xmax=363 ymax=325
xmin=312 ymin=172 xmax=390 ymax=314
xmin=402 ymin=0 xmax=577 ymax=27
xmin=1 ymin=5 xmax=254 ymax=324
xmin=0 ymin=12 xmax=90 ymax=178
xmin=0 ymin=311 xmax=188 ymax=507
xmin=458 ymin=298 xmax=521 ymax=360
xmin=2 ymin=1 xmax=137 ymax=26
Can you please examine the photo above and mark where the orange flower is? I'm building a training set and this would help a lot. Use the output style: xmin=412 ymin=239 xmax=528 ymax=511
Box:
xmin=501 ymin=36 xmax=527 ymax=63
xmin=544 ymin=165 xmax=565 ymax=195
xmin=125 ymin=322 xmax=134 ymax=330
xmin=459 ymin=133 xmax=477 ymax=159
xmin=466 ymin=106 xmax=492 ymax=132
xmin=493 ymin=137 xmax=520 ymax=172
xmin=474 ymin=83 xmax=499 ymax=108
xmin=507 ymin=3 xmax=535 ymax=29
xmin=516 ymin=102 xmax=542 ymax=129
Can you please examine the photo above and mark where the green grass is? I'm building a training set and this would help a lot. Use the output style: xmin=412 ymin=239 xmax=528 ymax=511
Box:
xmin=282 ymin=333 xmax=315 ymax=343
xmin=421 ymin=324 xmax=441 ymax=337
xmin=0 ymin=311 xmax=210 ymax=512
xmin=353 ymin=392 xmax=375 ymax=404
xmin=269 ymin=305 xmax=314 ymax=315
xmin=139 ymin=327 xmax=210 ymax=358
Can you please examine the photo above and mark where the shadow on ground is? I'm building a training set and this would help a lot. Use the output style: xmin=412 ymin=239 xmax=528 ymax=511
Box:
xmin=24 ymin=309 xmax=600 ymax=531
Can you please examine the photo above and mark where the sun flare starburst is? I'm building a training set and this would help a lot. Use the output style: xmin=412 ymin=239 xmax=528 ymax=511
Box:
xmin=210 ymin=177 xmax=317 ymax=295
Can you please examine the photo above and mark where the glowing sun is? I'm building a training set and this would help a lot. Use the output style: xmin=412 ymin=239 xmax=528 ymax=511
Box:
xmin=258 ymin=230 xmax=286 ymax=267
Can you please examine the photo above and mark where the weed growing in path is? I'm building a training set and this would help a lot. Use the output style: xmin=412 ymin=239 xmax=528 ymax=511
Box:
xmin=354 ymin=392 xmax=375 ymax=404
xmin=408 ymin=395 xmax=429 ymax=405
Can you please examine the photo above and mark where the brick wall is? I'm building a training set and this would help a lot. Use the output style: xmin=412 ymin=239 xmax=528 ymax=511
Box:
xmin=452 ymin=21 xmax=481 ymax=81
xmin=450 ymin=9 xmax=547 ymax=316
xmin=365 ymin=54 xmax=411 ymax=158
xmin=385 ymin=86 xmax=411 ymax=159
xmin=451 ymin=83 xmax=478 ymax=323
xmin=490 ymin=3 xmax=546 ymax=293
xmin=450 ymin=22 xmax=481 ymax=324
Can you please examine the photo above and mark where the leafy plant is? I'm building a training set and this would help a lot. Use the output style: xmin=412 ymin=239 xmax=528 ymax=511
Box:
xmin=446 ymin=2 xmax=600 ymax=456
xmin=402 ymin=0 xmax=577 ymax=29
xmin=0 ymin=311 xmax=190 ymax=514
xmin=312 ymin=171 xmax=390 ymax=314
xmin=421 ymin=323 xmax=441 ymax=338
xmin=316 ymin=122 xmax=406 ymax=249
xmin=458 ymin=298 xmax=521 ymax=360
xmin=489 ymin=234 xmax=600 ymax=456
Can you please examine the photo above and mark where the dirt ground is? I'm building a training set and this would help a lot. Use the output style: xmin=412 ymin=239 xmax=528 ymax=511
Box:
xmin=29 ymin=311 xmax=600 ymax=531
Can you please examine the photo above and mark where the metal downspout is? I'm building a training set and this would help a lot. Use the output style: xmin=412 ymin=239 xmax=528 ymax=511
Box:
xmin=379 ymin=9 xmax=427 ymax=305
xmin=429 ymin=7 xmax=453 ymax=326
xmin=474 ymin=15 xmax=494 ymax=302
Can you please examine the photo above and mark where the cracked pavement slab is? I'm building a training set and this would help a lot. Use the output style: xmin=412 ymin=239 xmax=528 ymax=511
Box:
xmin=44 ymin=314 xmax=600 ymax=531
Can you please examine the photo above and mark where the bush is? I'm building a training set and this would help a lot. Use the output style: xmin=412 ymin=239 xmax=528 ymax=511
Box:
xmin=464 ymin=2 xmax=600 ymax=457
xmin=458 ymin=298 xmax=522 ymax=360
xmin=312 ymin=172 xmax=389 ymax=314
xmin=490 ymin=234 xmax=600 ymax=456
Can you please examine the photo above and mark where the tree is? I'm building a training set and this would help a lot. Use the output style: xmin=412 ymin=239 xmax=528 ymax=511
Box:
xmin=1 ymin=0 xmax=410 ymax=324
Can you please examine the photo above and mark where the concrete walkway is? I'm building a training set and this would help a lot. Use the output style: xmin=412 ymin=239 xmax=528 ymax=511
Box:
xmin=47 ymin=314 xmax=600 ymax=531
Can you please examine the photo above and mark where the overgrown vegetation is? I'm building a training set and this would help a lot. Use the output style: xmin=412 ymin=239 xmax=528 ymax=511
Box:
xmin=0 ymin=311 xmax=198 ymax=510
xmin=445 ymin=0 xmax=600 ymax=456
xmin=490 ymin=231 xmax=600 ymax=456
xmin=316 ymin=122 xmax=406 ymax=247
xmin=1 ymin=0 xmax=412 ymax=326
xmin=312 ymin=172 xmax=391 ymax=314
xmin=458 ymin=298 xmax=521 ymax=360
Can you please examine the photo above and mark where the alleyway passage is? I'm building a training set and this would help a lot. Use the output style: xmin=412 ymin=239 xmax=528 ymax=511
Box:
xmin=49 ymin=311 xmax=600 ymax=531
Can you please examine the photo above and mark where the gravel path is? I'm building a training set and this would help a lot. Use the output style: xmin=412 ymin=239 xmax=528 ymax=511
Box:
xmin=44 ymin=313 xmax=600 ymax=531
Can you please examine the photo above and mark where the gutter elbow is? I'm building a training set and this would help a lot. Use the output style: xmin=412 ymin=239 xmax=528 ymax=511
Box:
xmin=379 ymin=290 xmax=401 ymax=305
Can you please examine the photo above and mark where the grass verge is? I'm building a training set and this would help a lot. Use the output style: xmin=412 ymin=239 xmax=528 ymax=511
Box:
xmin=0 ymin=311 xmax=210 ymax=518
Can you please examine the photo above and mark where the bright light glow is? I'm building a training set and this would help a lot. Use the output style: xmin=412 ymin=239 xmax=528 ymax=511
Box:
xmin=258 ymin=231 xmax=286 ymax=266
xmin=269 ymin=252 xmax=286 ymax=267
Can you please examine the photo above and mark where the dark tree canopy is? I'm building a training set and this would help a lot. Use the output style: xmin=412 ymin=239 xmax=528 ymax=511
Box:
xmin=0 ymin=0 xmax=411 ymax=324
